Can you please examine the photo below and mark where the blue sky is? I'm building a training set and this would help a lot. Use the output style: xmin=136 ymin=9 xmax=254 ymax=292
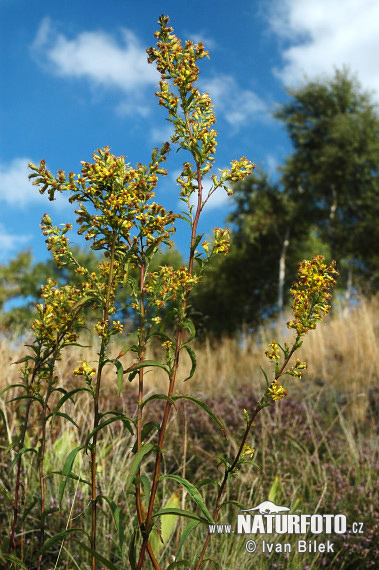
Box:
xmin=1 ymin=0 xmax=378 ymax=263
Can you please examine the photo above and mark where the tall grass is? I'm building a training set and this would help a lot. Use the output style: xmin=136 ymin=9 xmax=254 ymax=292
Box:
xmin=1 ymin=297 xmax=377 ymax=568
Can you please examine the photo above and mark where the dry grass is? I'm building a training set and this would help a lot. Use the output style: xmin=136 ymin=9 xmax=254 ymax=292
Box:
xmin=1 ymin=296 xmax=377 ymax=429
xmin=1 ymin=297 xmax=378 ymax=568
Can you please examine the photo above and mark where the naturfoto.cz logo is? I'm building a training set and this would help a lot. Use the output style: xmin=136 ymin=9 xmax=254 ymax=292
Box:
xmin=208 ymin=500 xmax=364 ymax=555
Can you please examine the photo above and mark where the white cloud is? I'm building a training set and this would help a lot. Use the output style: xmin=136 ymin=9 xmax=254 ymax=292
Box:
xmin=202 ymin=75 xmax=268 ymax=128
xmin=0 ymin=157 xmax=42 ymax=206
xmin=0 ymin=158 xmax=66 ymax=207
xmin=32 ymin=18 xmax=159 ymax=115
xmin=0 ymin=223 xmax=31 ymax=260
xmin=268 ymin=0 xmax=379 ymax=94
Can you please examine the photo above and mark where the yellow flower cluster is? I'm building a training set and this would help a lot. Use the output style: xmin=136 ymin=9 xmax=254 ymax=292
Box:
xmin=269 ymin=381 xmax=287 ymax=401
xmin=242 ymin=444 xmax=255 ymax=458
xmin=146 ymin=265 xmax=199 ymax=305
xmin=288 ymin=358 xmax=307 ymax=378
xmin=74 ymin=360 xmax=96 ymax=377
xmin=31 ymin=279 xmax=85 ymax=348
xmin=287 ymin=255 xmax=338 ymax=335
xmin=40 ymin=214 xmax=72 ymax=269
xmin=29 ymin=145 xmax=176 ymax=257
xmin=213 ymin=227 xmax=230 ymax=255
xmin=265 ymin=340 xmax=280 ymax=361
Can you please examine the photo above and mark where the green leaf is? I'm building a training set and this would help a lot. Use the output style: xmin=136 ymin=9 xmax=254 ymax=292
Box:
xmin=193 ymin=234 xmax=204 ymax=251
xmin=152 ymin=508 xmax=205 ymax=523
xmin=134 ymin=474 xmax=151 ymax=499
xmin=98 ymin=494 xmax=125 ymax=547
xmin=181 ymin=319 xmax=196 ymax=343
xmin=114 ymin=360 xmax=124 ymax=395
xmin=176 ymin=519 xmax=200 ymax=558
xmin=46 ymin=411 xmax=79 ymax=429
xmin=59 ymin=445 xmax=87 ymax=505
xmin=181 ymin=345 xmax=197 ymax=381
xmin=160 ymin=475 xmax=214 ymax=524
xmin=10 ymin=447 xmax=38 ymax=470
xmin=74 ymin=540 xmax=120 ymax=570
xmin=167 ymin=561 xmax=192 ymax=569
xmin=142 ymin=394 xmax=176 ymax=409
xmin=196 ymin=478 xmax=220 ymax=490
xmin=260 ymin=366 xmax=270 ymax=389
xmin=52 ymin=387 xmax=92 ymax=422
xmin=13 ymin=355 xmax=35 ymax=364
xmin=36 ymin=528 xmax=88 ymax=556
xmin=172 ymin=395 xmax=226 ymax=438
xmin=8 ymin=394 xmax=43 ymax=405
xmin=127 ymin=360 xmax=170 ymax=377
xmin=125 ymin=443 xmax=155 ymax=493
xmin=46 ymin=470 xmax=91 ymax=487
xmin=132 ymin=422 xmax=159 ymax=453
xmin=2 ymin=554 xmax=29 ymax=569
xmin=0 ymin=383 xmax=28 ymax=398
xmin=268 ymin=475 xmax=280 ymax=503
xmin=150 ymin=491 xmax=180 ymax=559
xmin=128 ymin=527 xmax=139 ymax=570
xmin=85 ymin=415 xmax=134 ymax=446
xmin=20 ymin=495 xmax=39 ymax=525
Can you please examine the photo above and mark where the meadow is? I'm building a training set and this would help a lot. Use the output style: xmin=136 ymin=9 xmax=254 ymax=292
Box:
xmin=1 ymin=296 xmax=377 ymax=569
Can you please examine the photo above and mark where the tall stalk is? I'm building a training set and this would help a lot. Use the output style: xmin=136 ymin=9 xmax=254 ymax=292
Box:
xmin=90 ymin=231 xmax=117 ymax=570
xmin=137 ymin=158 xmax=203 ymax=569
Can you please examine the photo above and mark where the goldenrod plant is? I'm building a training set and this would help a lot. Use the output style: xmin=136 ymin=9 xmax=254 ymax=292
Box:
xmin=1 ymin=16 xmax=338 ymax=570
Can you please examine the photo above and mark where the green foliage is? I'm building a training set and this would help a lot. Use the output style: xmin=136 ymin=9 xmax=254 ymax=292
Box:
xmin=276 ymin=68 xmax=379 ymax=291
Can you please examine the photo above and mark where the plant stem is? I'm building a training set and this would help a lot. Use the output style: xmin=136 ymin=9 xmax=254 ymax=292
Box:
xmin=36 ymin=363 xmax=56 ymax=570
xmin=6 ymin=396 xmax=32 ymax=568
xmin=90 ymin=231 xmax=117 ymax=570
xmin=195 ymin=338 xmax=301 ymax=569
xmin=137 ymin=157 xmax=203 ymax=569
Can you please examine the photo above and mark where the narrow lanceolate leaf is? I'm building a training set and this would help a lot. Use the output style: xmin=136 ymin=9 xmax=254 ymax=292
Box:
xmin=126 ymin=360 xmax=170 ymax=378
xmin=8 ymin=394 xmax=43 ymax=405
xmin=160 ymin=475 xmax=214 ymax=524
xmin=260 ymin=366 xmax=270 ymax=389
xmin=181 ymin=319 xmax=196 ymax=343
xmin=2 ymin=554 xmax=29 ymax=569
xmin=152 ymin=508 xmax=205 ymax=523
xmin=131 ymin=422 xmax=159 ymax=453
xmin=128 ymin=527 xmax=139 ymax=570
xmin=98 ymin=495 xmax=125 ymax=547
xmin=36 ymin=528 xmax=88 ymax=556
xmin=175 ymin=519 xmax=200 ymax=558
xmin=141 ymin=394 xmax=176 ymax=409
xmin=85 ymin=415 xmax=134 ymax=446
xmin=59 ymin=445 xmax=87 ymax=506
xmin=181 ymin=345 xmax=196 ymax=381
xmin=114 ymin=360 xmax=124 ymax=395
xmin=125 ymin=443 xmax=155 ymax=493
xmin=167 ymin=561 xmax=192 ymax=569
xmin=10 ymin=447 xmax=38 ymax=470
xmin=173 ymin=395 xmax=226 ymax=438
xmin=0 ymin=383 xmax=28 ymax=398
xmin=52 ymin=387 xmax=93 ymax=421
xmin=46 ymin=411 xmax=79 ymax=429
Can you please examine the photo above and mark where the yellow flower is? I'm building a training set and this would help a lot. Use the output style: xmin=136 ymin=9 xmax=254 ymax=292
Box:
xmin=74 ymin=359 xmax=96 ymax=377
xmin=242 ymin=444 xmax=255 ymax=458
xmin=269 ymin=381 xmax=287 ymax=401
xmin=265 ymin=340 xmax=280 ymax=361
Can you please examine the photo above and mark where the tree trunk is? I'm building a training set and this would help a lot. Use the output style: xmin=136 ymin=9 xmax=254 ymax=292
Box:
xmin=278 ymin=227 xmax=290 ymax=316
